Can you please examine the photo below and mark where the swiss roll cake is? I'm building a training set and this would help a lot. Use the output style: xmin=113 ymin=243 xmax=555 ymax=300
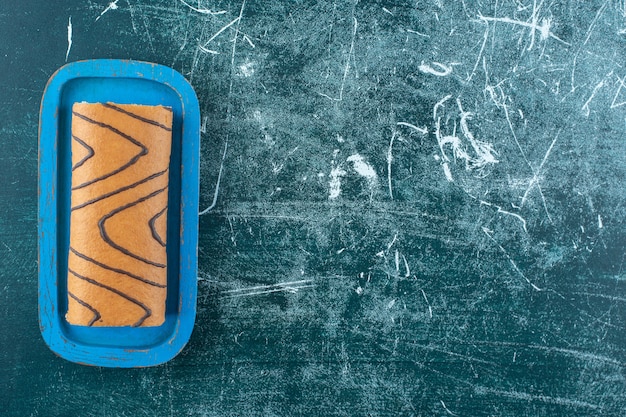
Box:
xmin=65 ymin=102 xmax=172 ymax=327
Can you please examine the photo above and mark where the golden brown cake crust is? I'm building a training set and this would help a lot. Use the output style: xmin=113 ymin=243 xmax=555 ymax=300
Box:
xmin=66 ymin=102 xmax=172 ymax=327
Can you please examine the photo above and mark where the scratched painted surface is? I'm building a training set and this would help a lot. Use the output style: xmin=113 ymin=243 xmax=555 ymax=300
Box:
xmin=1 ymin=0 xmax=626 ymax=415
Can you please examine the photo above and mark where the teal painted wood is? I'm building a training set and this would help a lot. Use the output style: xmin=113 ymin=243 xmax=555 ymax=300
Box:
xmin=38 ymin=60 xmax=200 ymax=367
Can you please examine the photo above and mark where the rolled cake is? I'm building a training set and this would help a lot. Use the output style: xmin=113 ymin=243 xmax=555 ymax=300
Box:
xmin=66 ymin=102 xmax=172 ymax=327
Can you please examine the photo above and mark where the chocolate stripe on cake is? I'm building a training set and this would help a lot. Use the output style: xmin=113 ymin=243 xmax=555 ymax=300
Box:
xmin=71 ymin=110 xmax=148 ymax=190
xmin=71 ymin=168 xmax=169 ymax=211
xmin=68 ymin=291 xmax=101 ymax=326
xmin=71 ymin=135 xmax=95 ymax=170
xmin=149 ymin=207 xmax=168 ymax=247
xmin=98 ymin=187 xmax=168 ymax=268
xmin=69 ymin=246 xmax=166 ymax=288
xmin=103 ymin=103 xmax=173 ymax=131
xmin=69 ymin=268 xmax=152 ymax=327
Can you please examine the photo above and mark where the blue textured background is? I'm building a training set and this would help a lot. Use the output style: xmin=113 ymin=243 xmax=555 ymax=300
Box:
xmin=1 ymin=0 xmax=625 ymax=415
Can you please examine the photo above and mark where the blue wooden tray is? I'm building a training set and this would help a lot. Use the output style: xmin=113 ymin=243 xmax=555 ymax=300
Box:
xmin=38 ymin=60 xmax=200 ymax=367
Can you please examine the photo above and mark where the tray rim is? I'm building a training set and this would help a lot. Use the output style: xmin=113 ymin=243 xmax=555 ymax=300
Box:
xmin=38 ymin=59 xmax=200 ymax=367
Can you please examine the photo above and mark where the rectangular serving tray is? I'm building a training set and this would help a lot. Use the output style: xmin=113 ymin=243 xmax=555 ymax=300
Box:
xmin=38 ymin=59 xmax=200 ymax=367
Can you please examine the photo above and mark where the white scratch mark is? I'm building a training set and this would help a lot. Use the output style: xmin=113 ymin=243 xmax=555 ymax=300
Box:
xmin=198 ymin=45 xmax=219 ymax=54
xmin=347 ymin=153 xmax=378 ymax=187
xmin=440 ymin=400 xmax=457 ymax=416
xmin=520 ymin=129 xmax=560 ymax=224
xmin=329 ymin=166 xmax=347 ymax=200
xmin=574 ymin=292 xmax=626 ymax=306
xmin=570 ymin=0 xmax=609 ymax=91
xmin=204 ymin=0 xmax=245 ymax=175
xmin=442 ymin=162 xmax=453 ymax=182
xmin=497 ymin=208 xmax=527 ymax=233
xmin=421 ymin=289 xmax=433 ymax=318
xmin=501 ymin=100 xmax=552 ymax=221
xmin=234 ymin=331 xmax=243 ymax=346
xmin=222 ymin=280 xmax=314 ymax=298
xmin=477 ymin=12 xmax=570 ymax=47
xmin=394 ymin=249 xmax=400 ymax=274
xmin=433 ymin=95 xmax=452 ymax=161
xmin=483 ymin=227 xmax=543 ymax=291
xmin=125 ymin=0 xmax=138 ymax=33
xmin=432 ymin=96 xmax=499 ymax=174
xmin=129 ymin=0 xmax=155 ymax=54
xmin=401 ymin=253 xmax=410 ymax=277
xmin=229 ymin=1 xmax=246 ymax=80
xmin=502 ymin=99 xmax=530 ymax=162
xmin=179 ymin=0 xmax=227 ymax=15
xmin=598 ymin=214 xmax=603 ymax=229
xmin=386 ymin=233 xmax=398 ymax=253
xmin=457 ymin=98 xmax=499 ymax=167
xmin=528 ymin=0 xmax=544 ymax=50
xmin=418 ymin=61 xmax=452 ymax=76
xmin=387 ymin=131 xmax=396 ymax=199
xmin=467 ymin=26 xmax=489 ymax=83
xmin=406 ymin=28 xmax=429 ymax=37
xmin=610 ymin=76 xmax=626 ymax=108
xmin=95 ymin=0 xmax=119 ymax=22
xmin=582 ymin=76 xmax=609 ymax=117
xmin=238 ymin=61 xmax=255 ymax=77
xmin=171 ymin=25 xmax=190 ymax=66
xmin=476 ymin=387 xmax=601 ymax=410
xmin=339 ymin=16 xmax=358 ymax=101
xmin=201 ymin=16 xmax=241 ymax=49
xmin=65 ymin=17 xmax=72 ymax=62
xmin=480 ymin=200 xmax=527 ymax=233
xmin=396 ymin=121 xmax=428 ymax=135
xmin=199 ymin=141 xmax=228 ymax=215
xmin=242 ymin=34 xmax=256 ymax=48
xmin=433 ymin=94 xmax=452 ymax=120
xmin=321 ymin=16 xmax=358 ymax=101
